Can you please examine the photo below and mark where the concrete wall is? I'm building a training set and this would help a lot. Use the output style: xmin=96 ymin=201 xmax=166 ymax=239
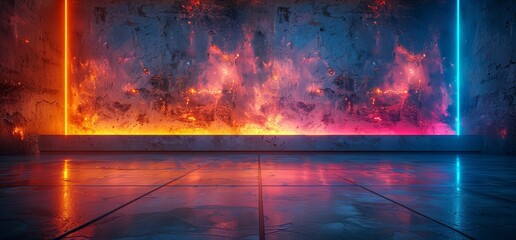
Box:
xmin=0 ymin=0 xmax=63 ymax=154
xmin=0 ymin=0 xmax=514 ymax=154
xmin=66 ymin=0 xmax=456 ymax=135
xmin=462 ymin=0 xmax=516 ymax=154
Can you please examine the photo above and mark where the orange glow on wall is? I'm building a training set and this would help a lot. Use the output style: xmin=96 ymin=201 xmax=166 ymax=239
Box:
xmin=63 ymin=1 xmax=456 ymax=136
xmin=12 ymin=127 xmax=24 ymax=141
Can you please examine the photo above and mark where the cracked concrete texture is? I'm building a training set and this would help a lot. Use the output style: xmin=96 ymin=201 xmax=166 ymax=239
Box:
xmin=0 ymin=0 xmax=62 ymax=154
xmin=462 ymin=0 xmax=516 ymax=154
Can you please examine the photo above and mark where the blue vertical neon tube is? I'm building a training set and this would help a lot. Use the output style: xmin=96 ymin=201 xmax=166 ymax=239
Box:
xmin=456 ymin=0 xmax=461 ymax=135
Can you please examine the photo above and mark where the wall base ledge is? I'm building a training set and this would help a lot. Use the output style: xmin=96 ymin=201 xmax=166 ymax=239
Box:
xmin=39 ymin=135 xmax=483 ymax=152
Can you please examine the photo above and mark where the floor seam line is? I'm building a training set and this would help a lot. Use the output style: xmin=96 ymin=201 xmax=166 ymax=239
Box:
xmin=54 ymin=160 xmax=216 ymax=240
xmin=328 ymin=171 xmax=476 ymax=240
xmin=258 ymin=154 xmax=265 ymax=240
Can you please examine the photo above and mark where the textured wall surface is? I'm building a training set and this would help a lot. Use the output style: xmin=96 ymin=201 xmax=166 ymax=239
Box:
xmin=68 ymin=0 xmax=456 ymax=135
xmin=0 ymin=0 xmax=514 ymax=154
xmin=462 ymin=0 xmax=516 ymax=154
xmin=0 ymin=0 xmax=63 ymax=154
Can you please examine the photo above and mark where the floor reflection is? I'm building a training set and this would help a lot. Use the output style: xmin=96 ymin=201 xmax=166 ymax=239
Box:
xmin=59 ymin=159 xmax=72 ymax=228
xmin=454 ymin=156 xmax=463 ymax=230
xmin=0 ymin=153 xmax=514 ymax=239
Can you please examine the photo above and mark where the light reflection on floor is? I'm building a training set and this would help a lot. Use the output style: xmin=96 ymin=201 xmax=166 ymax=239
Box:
xmin=0 ymin=153 xmax=515 ymax=239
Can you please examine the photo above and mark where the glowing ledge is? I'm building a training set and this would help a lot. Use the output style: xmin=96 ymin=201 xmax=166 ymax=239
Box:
xmin=39 ymin=135 xmax=482 ymax=152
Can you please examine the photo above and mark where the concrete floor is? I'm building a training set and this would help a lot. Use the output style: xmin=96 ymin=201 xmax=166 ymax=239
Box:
xmin=0 ymin=153 xmax=515 ymax=239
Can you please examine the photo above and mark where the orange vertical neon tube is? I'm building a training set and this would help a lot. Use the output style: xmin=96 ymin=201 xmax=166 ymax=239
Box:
xmin=64 ymin=0 xmax=68 ymax=135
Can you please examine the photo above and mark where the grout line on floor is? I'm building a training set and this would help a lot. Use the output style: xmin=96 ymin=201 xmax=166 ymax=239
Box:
xmin=329 ymin=171 xmax=476 ymax=240
xmin=258 ymin=154 xmax=265 ymax=240
xmin=53 ymin=161 xmax=215 ymax=240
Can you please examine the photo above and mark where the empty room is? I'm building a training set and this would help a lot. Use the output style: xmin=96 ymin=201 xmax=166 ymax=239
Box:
xmin=0 ymin=0 xmax=515 ymax=239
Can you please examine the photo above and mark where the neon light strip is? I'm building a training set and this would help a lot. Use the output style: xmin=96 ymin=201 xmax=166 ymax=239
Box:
xmin=64 ymin=0 xmax=68 ymax=135
xmin=456 ymin=0 xmax=461 ymax=135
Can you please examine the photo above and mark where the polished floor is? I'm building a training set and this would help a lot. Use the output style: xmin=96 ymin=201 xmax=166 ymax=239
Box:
xmin=0 ymin=153 xmax=515 ymax=239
